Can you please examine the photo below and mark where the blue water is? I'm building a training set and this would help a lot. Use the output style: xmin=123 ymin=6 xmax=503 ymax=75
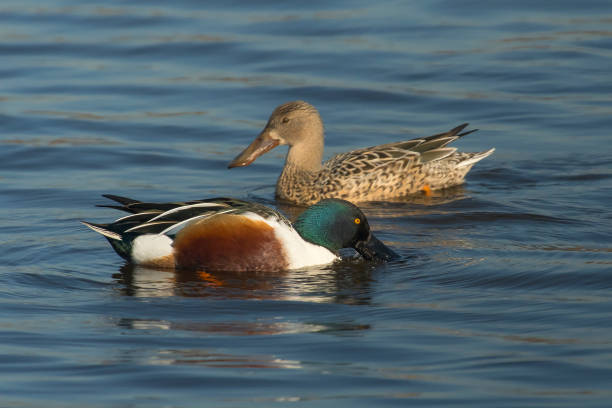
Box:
xmin=2 ymin=1 xmax=612 ymax=406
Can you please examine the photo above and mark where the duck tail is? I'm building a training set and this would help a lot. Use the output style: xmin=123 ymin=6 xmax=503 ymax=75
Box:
xmin=81 ymin=221 xmax=122 ymax=241
xmin=81 ymin=221 xmax=132 ymax=260
xmin=456 ymin=148 xmax=495 ymax=168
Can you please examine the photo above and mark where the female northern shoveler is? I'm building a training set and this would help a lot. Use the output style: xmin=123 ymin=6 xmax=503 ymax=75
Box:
xmin=82 ymin=195 xmax=396 ymax=272
xmin=228 ymin=101 xmax=495 ymax=205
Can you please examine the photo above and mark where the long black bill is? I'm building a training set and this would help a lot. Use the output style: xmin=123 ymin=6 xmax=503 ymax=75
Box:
xmin=354 ymin=233 xmax=398 ymax=262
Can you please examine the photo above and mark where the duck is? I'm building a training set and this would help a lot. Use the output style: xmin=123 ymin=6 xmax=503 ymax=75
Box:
xmin=228 ymin=101 xmax=495 ymax=205
xmin=82 ymin=195 xmax=397 ymax=272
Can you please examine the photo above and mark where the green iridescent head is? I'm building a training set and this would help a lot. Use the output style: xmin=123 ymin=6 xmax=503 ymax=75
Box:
xmin=293 ymin=198 xmax=397 ymax=261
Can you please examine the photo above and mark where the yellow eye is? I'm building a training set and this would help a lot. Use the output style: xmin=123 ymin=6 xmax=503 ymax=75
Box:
xmin=354 ymin=218 xmax=361 ymax=224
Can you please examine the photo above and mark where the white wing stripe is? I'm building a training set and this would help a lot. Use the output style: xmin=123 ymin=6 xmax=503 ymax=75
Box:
xmin=124 ymin=221 xmax=175 ymax=233
xmin=159 ymin=209 xmax=234 ymax=235
xmin=148 ymin=202 xmax=228 ymax=222
xmin=113 ymin=211 xmax=159 ymax=223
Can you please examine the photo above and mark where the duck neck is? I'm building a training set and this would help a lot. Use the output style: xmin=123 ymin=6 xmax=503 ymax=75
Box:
xmin=284 ymin=123 xmax=324 ymax=172
xmin=286 ymin=143 xmax=323 ymax=172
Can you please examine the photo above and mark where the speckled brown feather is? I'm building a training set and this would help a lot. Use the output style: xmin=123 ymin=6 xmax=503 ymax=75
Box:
xmin=276 ymin=121 xmax=493 ymax=205
xmin=277 ymin=150 xmax=494 ymax=206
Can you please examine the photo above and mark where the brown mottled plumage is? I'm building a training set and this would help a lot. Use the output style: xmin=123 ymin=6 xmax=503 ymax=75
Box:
xmin=228 ymin=101 xmax=495 ymax=206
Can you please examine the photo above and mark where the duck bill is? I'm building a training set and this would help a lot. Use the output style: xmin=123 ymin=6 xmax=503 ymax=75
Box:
xmin=354 ymin=233 xmax=398 ymax=262
xmin=228 ymin=131 xmax=280 ymax=168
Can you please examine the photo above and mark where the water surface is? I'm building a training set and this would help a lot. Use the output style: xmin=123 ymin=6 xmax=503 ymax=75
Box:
xmin=1 ymin=1 xmax=612 ymax=407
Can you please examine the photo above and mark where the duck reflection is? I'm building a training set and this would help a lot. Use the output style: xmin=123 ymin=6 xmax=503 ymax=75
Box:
xmin=116 ymin=314 xmax=369 ymax=338
xmin=113 ymin=257 xmax=377 ymax=305
xmin=108 ymin=344 xmax=305 ymax=369
xmin=112 ymin=261 xmax=374 ymax=340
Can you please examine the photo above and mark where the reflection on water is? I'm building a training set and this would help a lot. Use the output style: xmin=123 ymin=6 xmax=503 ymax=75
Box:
xmin=117 ymin=315 xmax=369 ymax=338
xmin=113 ymin=262 xmax=375 ymax=339
xmin=149 ymin=349 xmax=303 ymax=369
xmin=105 ymin=341 xmax=304 ymax=368
xmin=114 ymin=259 xmax=376 ymax=305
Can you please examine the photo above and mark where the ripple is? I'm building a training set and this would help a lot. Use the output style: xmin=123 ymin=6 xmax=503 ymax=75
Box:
xmin=2 ymin=0 xmax=612 ymax=407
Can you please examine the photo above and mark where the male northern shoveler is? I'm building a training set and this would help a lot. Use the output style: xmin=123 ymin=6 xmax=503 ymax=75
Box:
xmin=82 ymin=195 xmax=396 ymax=272
xmin=228 ymin=101 xmax=495 ymax=205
